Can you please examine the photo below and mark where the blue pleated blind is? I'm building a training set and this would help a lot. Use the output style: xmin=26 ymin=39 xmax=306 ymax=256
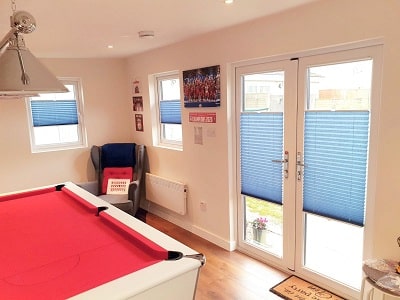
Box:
xmin=31 ymin=100 xmax=78 ymax=127
xmin=160 ymin=100 xmax=182 ymax=124
xmin=303 ymin=111 xmax=369 ymax=226
xmin=240 ymin=113 xmax=283 ymax=204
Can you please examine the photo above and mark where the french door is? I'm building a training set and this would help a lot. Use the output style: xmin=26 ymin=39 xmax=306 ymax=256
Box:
xmin=236 ymin=45 xmax=382 ymax=299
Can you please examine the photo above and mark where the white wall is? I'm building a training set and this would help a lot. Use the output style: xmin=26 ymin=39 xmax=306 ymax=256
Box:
xmin=128 ymin=0 xmax=400 ymax=258
xmin=0 ymin=58 xmax=132 ymax=193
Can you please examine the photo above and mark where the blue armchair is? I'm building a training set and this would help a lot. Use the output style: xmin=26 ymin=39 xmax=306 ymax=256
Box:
xmin=80 ymin=143 xmax=145 ymax=216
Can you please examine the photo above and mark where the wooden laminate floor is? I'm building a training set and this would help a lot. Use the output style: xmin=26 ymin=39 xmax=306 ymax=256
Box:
xmin=145 ymin=213 xmax=288 ymax=300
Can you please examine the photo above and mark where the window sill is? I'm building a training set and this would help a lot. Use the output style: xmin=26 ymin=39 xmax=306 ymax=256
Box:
xmin=155 ymin=143 xmax=183 ymax=151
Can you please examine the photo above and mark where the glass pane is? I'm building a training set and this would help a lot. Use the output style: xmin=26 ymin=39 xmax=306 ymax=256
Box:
xmin=162 ymin=123 xmax=182 ymax=142
xmin=59 ymin=125 xmax=79 ymax=143
xmin=161 ymin=79 xmax=180 ymax=100
xmin=308 ymin=60 xmax=372 ymax=111
xmin=241 ymin=70 xmax=285 ymax=257
xmin=243 ymin=72 xmax=284 ymax=112
xmin=244 ymin=196 xmax=283 ymax=257
xmin=32 ymin=84 xmax=75 ymax=101
xmin=303 ymin=59 xmax=372 ymax=290
xmin=304 ymin=213 xmax=364 ymax=288
xmin=33 ymin=125 xmax=79 ymax=145
xmin=158 ymin=77 xmax=182 ymax=144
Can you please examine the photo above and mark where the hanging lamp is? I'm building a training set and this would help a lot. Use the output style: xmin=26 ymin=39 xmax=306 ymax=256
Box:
xmin=0 ymin=2 xmax=67 ymax=98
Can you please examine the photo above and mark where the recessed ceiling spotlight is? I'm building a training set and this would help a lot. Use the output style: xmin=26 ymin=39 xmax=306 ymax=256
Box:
xmin=225 ymin=0 xmax=234 ymax=4
xmin=107 ymin=45 xmax=114 ymax=49
xmin=138 ymin=31 xmax=155 ymax=39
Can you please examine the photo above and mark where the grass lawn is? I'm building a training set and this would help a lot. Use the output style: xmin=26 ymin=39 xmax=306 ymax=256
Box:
xmin=246 ymin=196 xmax=282 ymax=225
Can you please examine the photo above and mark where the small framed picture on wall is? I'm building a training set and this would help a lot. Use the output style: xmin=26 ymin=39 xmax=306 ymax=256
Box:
xmin=133 ymin=80 xmax=141 ymax=94
xmin=135 ymin=114 xmax=144 ymax=132
xmin=133 ymin=96 xmax=143 ymax=111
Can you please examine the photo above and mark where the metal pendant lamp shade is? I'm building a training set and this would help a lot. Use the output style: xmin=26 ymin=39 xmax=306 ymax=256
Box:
xmin=0 ymin=10 xmax=68 ymax=98
xmin=0 ymin=46 xmax=68 ymax=97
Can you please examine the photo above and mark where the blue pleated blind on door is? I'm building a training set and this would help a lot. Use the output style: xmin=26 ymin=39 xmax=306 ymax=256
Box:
xmin=160 ymin=100 xmax=181 ymax=124
xmin=303 ymin=111 xmax=369 ymax=226
xmin=31 ymin=100 xmax=78 ymax=127
xmin=240 ymin=113 xmax=283 ymax=204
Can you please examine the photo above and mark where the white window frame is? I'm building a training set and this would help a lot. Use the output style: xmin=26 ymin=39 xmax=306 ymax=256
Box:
xmin=26 ymin=77 xmax=87 ymax=153
xmin=150 ymin=71 xmax=183 ymax=150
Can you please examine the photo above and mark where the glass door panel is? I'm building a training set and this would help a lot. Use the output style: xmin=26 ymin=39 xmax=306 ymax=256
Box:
xmin=299 ymin=59 xmax=373 ymax=289
xmin=237 ymin=60 xmax=298 ymax=271
xmin=241 ymin=71 xmax=284 ymax=258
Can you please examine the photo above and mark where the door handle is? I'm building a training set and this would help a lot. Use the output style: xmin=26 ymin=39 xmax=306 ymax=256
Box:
xmin=272 ymin=159 xmax=286 ymax=163
xmin=296 ymin=152 xmax=305 ymax=181
xmin=272 ymin=151 xmax=289 ymax=178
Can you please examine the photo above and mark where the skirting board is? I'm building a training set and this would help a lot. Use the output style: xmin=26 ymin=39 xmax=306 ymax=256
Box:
xmin=147 ymin=206 xmax=235 ymax=251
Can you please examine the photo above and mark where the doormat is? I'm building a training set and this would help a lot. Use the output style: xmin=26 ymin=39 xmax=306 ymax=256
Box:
xmin=270 ymin=275 xmax=346 ymax=300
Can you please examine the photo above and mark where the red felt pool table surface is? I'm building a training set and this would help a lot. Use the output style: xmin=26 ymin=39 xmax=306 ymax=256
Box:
xmin=0 ymin=185 xmax=168 ymax=299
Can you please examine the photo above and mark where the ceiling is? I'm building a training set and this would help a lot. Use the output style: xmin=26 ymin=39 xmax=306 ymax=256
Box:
xmin=0 ymin=0 xmax=318 ymax=58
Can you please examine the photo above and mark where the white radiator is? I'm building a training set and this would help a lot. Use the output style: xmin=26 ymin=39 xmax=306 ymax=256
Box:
xmin=145 ymin=173 xmax=187 ymax=215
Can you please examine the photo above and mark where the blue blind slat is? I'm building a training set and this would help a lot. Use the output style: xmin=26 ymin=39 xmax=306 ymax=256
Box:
xmin=31 ymin=100 xmax=78 ymax=127
xmin=303 ymin=111 xmax=369 ymax=226
xmin=240 ymin=113 xmax=283 ymax=204
xmin=160 ymin=100 xmax=181 ymax=124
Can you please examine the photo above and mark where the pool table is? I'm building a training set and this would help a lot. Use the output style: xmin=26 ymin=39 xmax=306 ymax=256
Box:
xmin=0 ymin=182 xmax=205 ymax=299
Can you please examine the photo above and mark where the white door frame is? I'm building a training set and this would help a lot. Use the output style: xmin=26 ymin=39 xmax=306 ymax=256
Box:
xmin=231 ymin=40 xmax=383 ymax=300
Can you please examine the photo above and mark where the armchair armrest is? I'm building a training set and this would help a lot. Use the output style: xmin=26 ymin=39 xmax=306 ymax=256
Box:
xmin=128 ymin=180 xmax=138 ymax=198
xmin=128 ymin=179 xmax=140 ymax=215
xmin=129 ymin=144 xmax=145 ymax=216
xmin=77 ymin=181 xmax=99 ymax=196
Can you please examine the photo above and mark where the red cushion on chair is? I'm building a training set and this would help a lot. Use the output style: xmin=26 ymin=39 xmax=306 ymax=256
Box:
xmin=101 ymin=167 xmax=133 ymax=194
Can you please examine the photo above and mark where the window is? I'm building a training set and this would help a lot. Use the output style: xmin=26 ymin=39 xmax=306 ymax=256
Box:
xmin=154 ymin=73 xmax=182 ymax=148
xmin=26 ymin=78 xmax=87 ymax=152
